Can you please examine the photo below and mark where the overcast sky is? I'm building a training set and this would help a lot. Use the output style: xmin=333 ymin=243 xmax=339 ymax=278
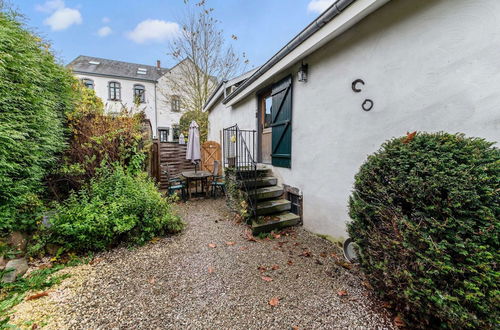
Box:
xmin=13 ymin=0 xmax=335 ymax=72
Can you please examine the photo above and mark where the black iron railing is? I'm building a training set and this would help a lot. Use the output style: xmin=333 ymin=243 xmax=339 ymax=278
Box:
xmin=223 ymin=124 xmax=257 ymax=221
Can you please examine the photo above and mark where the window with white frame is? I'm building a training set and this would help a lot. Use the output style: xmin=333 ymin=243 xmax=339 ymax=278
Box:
xmin=133 ymin=84 xmax=145 ymax=103
xmin=171 ymin=95 xmax=181 ymax=112
xmin=82 ymin=78 xmax=94 ymax=90
xmin=108 ymin=81 xmax=121 ymax=101
xmin=158 ymin=128 xmax=169 ymax=142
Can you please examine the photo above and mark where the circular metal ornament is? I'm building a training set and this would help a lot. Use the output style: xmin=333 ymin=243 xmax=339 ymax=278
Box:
xmin=351 ymin=79 xmax=365 ymax=93
xmin=343 ymin=238 xmax=359 ymax=263
xmin=362 ymin=99 xmax=374 ymax=111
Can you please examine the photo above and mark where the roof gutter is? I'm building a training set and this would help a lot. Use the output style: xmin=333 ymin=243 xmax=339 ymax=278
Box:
xmin=222 ymin=0 xmax=355 ymax=104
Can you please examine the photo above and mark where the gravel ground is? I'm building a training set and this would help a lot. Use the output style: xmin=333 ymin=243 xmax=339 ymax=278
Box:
xmin=43 ymin=199 xmax=395 ymax=329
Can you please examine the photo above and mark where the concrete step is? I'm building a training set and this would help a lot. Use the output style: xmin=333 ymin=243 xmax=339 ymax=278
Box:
xmin=236 ymin=167 xmax=271 ymax=179
xmin=240 ymin=176 xmax=277 ymax=189
xmin=252 ymin=212 xmax=301 ymax=234
xmin=256 ymin=199 xmax=291 ymax=216
xmin=249 ymin=186 xmax=284 ymax=200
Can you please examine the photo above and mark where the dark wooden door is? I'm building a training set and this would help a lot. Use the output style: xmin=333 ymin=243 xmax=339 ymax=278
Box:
xmin=271 ymin=76 xmax=293 ymax=168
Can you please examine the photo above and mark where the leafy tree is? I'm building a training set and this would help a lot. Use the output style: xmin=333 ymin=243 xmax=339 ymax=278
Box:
xmin=48 ymin=81 xmax=148 ymax=199
xmin=179 ymin=110 xmax=208 ymax=142
xmin=0 ymin=12 xmax=75 ymax=232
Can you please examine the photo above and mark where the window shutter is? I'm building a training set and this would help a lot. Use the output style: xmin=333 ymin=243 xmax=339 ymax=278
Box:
xmin=271 ymin=75 xmax=293 ymax=168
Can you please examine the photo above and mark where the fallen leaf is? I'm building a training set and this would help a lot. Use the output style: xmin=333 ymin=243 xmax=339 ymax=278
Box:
xmin=287 ymin=260 xmax=293 ymax=265
xmin=394 ymin=314 xmax=405 ymax=327
xmin=271 ymin=265 xmax=279 ymax=270
xmin=208 ymin=243 xmax=217 ymax=248
xmin=268 ymin=297 xmax=279 ymax=307
xmin=239 ymin=246 xmax=248 ymax=251
xmin=245 ymin=231 xmax=257 ymax=242
xmin=271 ymin=233 xmax=281 ymax=239
xmin=38 ymin=264 xmax=52 ymax=270
xmin=27 ymin=292 xmax=49 ymax=301
xmin=299 ymin=250 xmax=312 ymax=257
xmin=148 ymin=278 xmax=155 ymax=284
xmin=31 ymin=324 xmax=38 ymax=330
xmin=90 ymin=257 xmax=103 ymax=265
xmin=258 ymin=266 xmax=267 ymax=273
xmin=337 ymin=290 xmax=348 ymax=297
xmin=261 ymin=276 xmax=273 ymax=282
xmin=225 ymin=241 xmax=236 ymax=246
xmin=150 ymin=237 xmax=160 ymax=244
xmin=208 ymin=267 xmax=215 ymax=273
xmin=361 ymin=281 xmax=373 ymax=290
xmin=320 ymin=252 xmax=327 ymax=258
xmin=334 ymin=260 xmax=352 ymax=270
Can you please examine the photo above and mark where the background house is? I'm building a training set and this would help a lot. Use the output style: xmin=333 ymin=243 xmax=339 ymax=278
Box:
xmin=205 ymin=0 xmax=500 ymax=239
xmin=68 ymin=56 xmax=189 ymax=141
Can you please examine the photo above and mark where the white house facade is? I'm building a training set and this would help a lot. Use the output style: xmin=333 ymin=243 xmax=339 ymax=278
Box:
xmin=69 ymin=56 xmax=188 ymax=141
xmin=205 ymin=0 xmax=500 ymax=240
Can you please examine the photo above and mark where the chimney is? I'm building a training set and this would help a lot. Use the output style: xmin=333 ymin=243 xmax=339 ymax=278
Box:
xmin=156 ymin=60 xmax=161 ymax=69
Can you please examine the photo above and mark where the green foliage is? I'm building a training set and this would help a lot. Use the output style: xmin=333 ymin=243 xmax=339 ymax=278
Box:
xmin=348 ymin=132 xmax=499 ymax=329
xmin=0 ymin=13 xmax=76 ymax=233
xmin=0 ymin=264 xmax=67 ymax=326
xmin=49 ymin=82 xmax=147 ymax=197
xmin=224 ymin=168 xmax=249 ymax=220
xmin=44 ymin=165 xmax=183 ymax=252
xmin=179 ymin=110 xmax=208 ymax=142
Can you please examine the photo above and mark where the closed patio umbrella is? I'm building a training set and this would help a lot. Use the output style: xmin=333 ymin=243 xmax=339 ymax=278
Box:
xmin=186 ymin=120 xmax=201 ymax=172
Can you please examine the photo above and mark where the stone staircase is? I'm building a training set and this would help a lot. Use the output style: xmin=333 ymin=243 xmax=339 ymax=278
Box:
xmin=239 ymin=166 xmax=300 ymax=234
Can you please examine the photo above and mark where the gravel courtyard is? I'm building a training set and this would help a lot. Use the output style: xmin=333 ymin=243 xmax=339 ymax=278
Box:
xmin=26 ymin=199 xmax=396 ymax=329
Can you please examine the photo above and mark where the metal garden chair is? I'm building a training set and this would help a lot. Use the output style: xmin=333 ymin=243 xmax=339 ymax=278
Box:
xmin=210 ymin=160 xmax=225 ymax=198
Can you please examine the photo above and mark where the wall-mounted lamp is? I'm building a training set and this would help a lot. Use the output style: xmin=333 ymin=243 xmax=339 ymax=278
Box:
xmin=298 ymin=62 xmax=308 ymax=82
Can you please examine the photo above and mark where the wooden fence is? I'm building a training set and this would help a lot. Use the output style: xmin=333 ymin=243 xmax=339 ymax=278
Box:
xmin=151 ymin=141 xmax=195 ymax=190
xmin=150 ymin=140 xmax=222 ymax=190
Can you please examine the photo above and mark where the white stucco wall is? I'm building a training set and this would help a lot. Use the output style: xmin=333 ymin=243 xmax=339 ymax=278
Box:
xmin=208 ymin=0 xmax=500 ymax=239
xmin=207 ymin=94 xmax=257 ymax=142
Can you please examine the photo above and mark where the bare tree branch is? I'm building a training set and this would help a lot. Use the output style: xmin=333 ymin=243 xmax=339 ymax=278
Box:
xmin=161 ymin=1 xmax=248 ymax=112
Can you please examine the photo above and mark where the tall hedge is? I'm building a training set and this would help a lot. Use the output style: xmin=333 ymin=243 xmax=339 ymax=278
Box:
xmin=348 ymin=132 xmax=499 ymax=329
xmin=0 ymin=13 xmax=75 ymax=232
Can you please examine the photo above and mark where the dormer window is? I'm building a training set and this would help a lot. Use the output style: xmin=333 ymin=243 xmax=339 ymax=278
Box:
xmin=137 ymin=68 xmax=147 ymax=75
xmin=108 ymin=81 xmax=121 ymax=101
xmin=133 ymin=84 xmax=145 ymax=103
xmin=81 ymin=78 xmax=94 ymax=90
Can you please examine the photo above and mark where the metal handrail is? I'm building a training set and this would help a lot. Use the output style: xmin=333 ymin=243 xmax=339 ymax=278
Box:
xmin=223 ymin=124 xmax=258 ymax=222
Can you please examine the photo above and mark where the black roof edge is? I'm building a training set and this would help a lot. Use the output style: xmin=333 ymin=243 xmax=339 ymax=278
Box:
xmin=222 ymin=0 xmax=356 ymax=104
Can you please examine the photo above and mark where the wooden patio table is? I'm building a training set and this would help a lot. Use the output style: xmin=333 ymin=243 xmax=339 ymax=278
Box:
xmin=182 ymin=170 xmax=212 ymax=199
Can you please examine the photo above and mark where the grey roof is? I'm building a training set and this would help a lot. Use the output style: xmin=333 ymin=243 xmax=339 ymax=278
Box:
xmin=67 ymin=55 xmax=169 ymax=82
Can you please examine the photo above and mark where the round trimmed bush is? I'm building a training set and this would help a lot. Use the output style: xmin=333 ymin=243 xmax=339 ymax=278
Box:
xmin=348 ymin=132 xmax=499 ymax=329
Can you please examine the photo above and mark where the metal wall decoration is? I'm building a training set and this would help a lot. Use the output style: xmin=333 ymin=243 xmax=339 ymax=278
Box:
xmin=362 ymin=99 xmax=374 ymax=111
xmin=352 ymin=79 xmax=374 ymax=111
xmin=351 ymin=79 xmax=365 ymax=93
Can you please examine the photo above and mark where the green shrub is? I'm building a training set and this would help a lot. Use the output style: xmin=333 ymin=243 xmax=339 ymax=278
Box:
xmin=43 ymin=165 xmax=183 ymax=252
xmin=0 ymin=13 xmax=75 ymax=232
xmin=348 ymin=132 xmax=499 ymax=329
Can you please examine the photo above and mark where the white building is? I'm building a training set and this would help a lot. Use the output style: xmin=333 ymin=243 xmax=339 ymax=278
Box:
xmin=68 ymin=55 xmax=188 ymax=141
xmin=205 ymin=0 xmax=500 ymax=240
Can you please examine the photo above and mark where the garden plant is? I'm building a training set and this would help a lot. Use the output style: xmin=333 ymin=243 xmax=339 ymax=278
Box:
xmin=348 ymin=132 xmax=499 ymax=329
